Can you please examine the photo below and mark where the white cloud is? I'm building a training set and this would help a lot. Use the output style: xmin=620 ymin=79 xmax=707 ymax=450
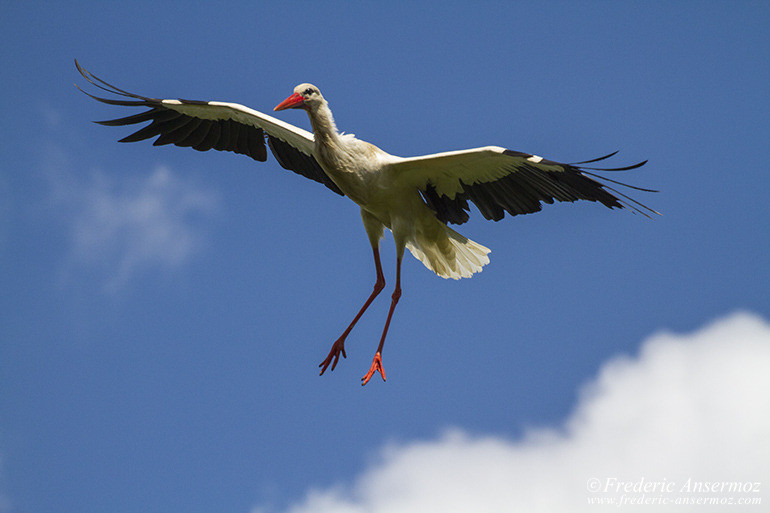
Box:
xmin=58 ymin=164 xmax=218 ymax=291
xmin=40 ymin=103 xmax=62 ymax=129
xmin=255 ymin=312 xmax=770 ymax=513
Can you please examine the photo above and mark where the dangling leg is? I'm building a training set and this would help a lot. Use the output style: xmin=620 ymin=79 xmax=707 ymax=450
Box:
xmin=319 ymin=210 xmax=385 ymax=375
xmin=362 ymin=243 xmax=405 ymax=386
xmin=319 ymin=246 xmax=385 ymax=374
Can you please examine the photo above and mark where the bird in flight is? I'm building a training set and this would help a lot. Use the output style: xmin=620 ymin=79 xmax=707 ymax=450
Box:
xmin=75 ymin=60 xmax=657 ymax=385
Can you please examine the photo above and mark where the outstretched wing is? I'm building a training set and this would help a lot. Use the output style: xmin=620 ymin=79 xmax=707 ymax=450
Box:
xmin=75 ymin=60 xmax=343 ymax=196
xmin=387 ymin=146 xmax=657 ymax=224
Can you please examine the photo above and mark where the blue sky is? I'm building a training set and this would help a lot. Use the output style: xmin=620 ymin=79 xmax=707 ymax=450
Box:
xmin=1 ymin=2 xmax=769 ymax=512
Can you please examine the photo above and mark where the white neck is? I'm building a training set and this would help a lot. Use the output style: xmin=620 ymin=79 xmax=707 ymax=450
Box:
xmin=306 ymin=101 xmax=339 ymax=147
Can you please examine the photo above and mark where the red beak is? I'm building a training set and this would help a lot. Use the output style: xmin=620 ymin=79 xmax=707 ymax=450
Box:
xmin=274 ymin=92 xmax=305 ymax=111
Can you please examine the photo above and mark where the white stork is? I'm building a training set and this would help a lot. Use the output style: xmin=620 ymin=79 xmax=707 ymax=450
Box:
xmin=75 ymin=60 xmax=657 ymax=385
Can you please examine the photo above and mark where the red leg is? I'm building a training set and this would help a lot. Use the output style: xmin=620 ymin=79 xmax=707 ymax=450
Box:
xmin=362 ymin=255 xmax=402 ymax=385
xmin=319 ymin=246 xmax=386 ymax=375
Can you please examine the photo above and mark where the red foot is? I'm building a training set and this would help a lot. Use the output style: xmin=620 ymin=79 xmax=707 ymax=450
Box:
xmin=361 ymin=352 xmax=386 ymax=386
xmin=319 ymin=337 xmax=347 ymax=375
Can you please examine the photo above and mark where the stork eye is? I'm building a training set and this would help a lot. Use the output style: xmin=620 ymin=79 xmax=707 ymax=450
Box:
xmin=303 ymin=88 xmax=314 ymax=96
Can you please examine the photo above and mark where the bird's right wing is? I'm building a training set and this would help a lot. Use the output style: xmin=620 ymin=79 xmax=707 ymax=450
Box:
xmin=387 ymin=146 xmax=657 ymax=224
xmin=75 ymin=60 xmax=343 ymax=196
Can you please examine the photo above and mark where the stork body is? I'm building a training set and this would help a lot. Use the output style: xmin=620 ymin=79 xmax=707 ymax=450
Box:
xmin=273 ymin=84 xmax=493 ymax=382
xmin=76 ymin=61 xmax=657 ymax=385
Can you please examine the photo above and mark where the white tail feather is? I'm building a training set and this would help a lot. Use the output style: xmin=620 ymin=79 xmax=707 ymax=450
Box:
xmin=406 ymin=224 xmax=491 ymax=280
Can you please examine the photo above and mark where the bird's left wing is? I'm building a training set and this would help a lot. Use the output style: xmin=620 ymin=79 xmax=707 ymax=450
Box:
xmin=386 ymin=146 xmax=657 ymax=224
xmin=75 ymin=60 xmax=343 ymax=195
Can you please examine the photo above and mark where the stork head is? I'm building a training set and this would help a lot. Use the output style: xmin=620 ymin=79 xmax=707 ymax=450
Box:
xmin=274 ymin=83 xmax=323 ymax=112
